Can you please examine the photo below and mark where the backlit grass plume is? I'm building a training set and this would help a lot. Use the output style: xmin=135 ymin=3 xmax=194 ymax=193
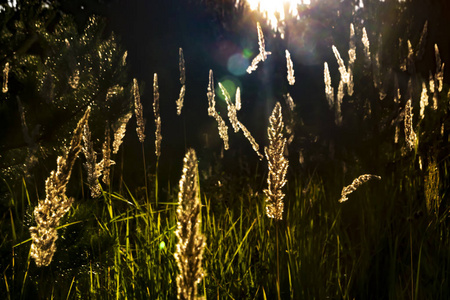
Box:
xmin=174 ymin=148 xmax=205 ymax=300
xmin=404 ymin=99 xmax=417 ymax=152
xmin=207 ymin=70 xmax=229 ymax=150
xmin=285 ymin=50 xmax=295 ymax=85
xmin=264 ymin=102 xmax=288 ymax=220
xmin=3 ymin=62 xmax=9 ymax=93
xmin=338 ymin=174 xmax=381 ymax=203
xmin=332 ymin=45 xmax=349 ymax=85
xmin=347 ymin=23 xmax=356 ymax=96
xmin=133 ymin=78 xmax=146 ymax=143
xmin=324 ymin=62 xmax=334 ymax=108
xmin=362 ymin=27 xmax=371 ymax=64
xmin=112 ymin=112 xmax=132 ymax=154
xmin=177 ymin=85 xmax=186 ymax=116
xmin=30 ymin=107 xmax=91 ymax=267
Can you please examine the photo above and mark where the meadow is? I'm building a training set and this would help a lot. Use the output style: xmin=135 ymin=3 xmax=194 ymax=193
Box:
xmin=1 ymin=1 xmax=450 ymax=299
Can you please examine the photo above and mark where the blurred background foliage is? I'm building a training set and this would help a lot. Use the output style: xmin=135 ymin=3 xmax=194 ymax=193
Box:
xmin=0 ymin=0 xmax=131 ymax=184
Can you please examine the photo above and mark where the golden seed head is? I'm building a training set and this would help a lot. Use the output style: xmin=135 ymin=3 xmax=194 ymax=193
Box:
xmin=264 ymin=102 xmax=289 ymax=220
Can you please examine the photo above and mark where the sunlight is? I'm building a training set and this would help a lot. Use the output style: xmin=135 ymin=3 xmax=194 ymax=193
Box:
xmin=237 ymin=0 xmax=310 ymax=37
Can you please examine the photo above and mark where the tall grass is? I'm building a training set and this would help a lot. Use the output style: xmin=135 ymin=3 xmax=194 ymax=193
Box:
xmin=2 ymin=138 xmax=448 ymax=299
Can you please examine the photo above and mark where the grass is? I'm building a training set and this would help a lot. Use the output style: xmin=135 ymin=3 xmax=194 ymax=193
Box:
xmin=2 ymin=140 xmax=448 ymax=299
xmin=1 ymin=4 xmax=450 ymax=299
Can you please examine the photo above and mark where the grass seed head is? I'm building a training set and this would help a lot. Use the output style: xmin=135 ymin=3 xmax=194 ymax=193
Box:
xmin=179 ymin=47 xmax=186 ymax=85
xmin=176 ymin=84 xmax=186 ymax=116
xmin=30 ymin=107 xmax=91 ymax=267
xmin=264 ymin=102 xmax=288 ymax=220
xmin=404 ymin=99 xmax=417 ymax=152
xmin=285 ymin=49 xmax=295 ymax=85
xmin=153 ymin=73 xmax=162 ymax=157
xmin=175 ymin=149 xmax=205 ymax=300
xmin=82 ymin=121 xmax=102 ymax=197
xmin=3 ymin=62 xmax=10 ymax=93
xmin=133 ymin=78 xmax=146 ymax=143
xmin=339 ymin=174 xmax=381 ymax=203
xmin=207 ymin=70 xmax=229 ymax=150
xmin=112 ymin=112 xmax=132 ymax=154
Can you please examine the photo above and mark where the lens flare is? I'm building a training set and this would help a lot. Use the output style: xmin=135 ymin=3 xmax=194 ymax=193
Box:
xmin=227 ymin=53 xmax=250 ymax=76
xmin=238 ymin=0 xmax=310 ymax=37
xmin=159 ymin=241 xmax=166 ymax=250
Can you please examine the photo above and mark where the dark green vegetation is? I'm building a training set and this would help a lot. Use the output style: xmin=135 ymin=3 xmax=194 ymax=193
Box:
xmin=1 ymin=0 xmax=449 ymax=299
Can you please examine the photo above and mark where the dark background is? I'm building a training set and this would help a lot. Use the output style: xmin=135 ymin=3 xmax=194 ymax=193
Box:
xmin=2 ymin=0 xmax=450 ymax=195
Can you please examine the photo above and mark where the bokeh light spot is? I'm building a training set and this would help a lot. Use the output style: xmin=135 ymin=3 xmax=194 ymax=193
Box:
xmin=242 ymin=48 xmax=253 ymax=59
xmin=216 ymin=77 xmax=240 ymax=102
xmin=159 ymin=241 xmax=165 ymax=250
xmin=227 ymin=53 xmax=249 ymax=76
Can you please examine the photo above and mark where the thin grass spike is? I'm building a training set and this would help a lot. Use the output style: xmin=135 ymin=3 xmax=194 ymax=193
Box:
xmin=348 ymin=23 xmax=356 ymax=66
xmin=2 ymin=62 xmax=9 ymax=93
xmin=133 ymin=78 xmax=146 ymax=143
xmin=404 ymin=99 xmax=417 ymax=152
xmin=336 ymin=80 xmax=344 ymax=125
xmin=177 ymin=47 xmax=186 ymax=115
xmin=420 ymin=81 xmax=428 ymax=119
xmin=179 ymin=47 xmax=186 ymax=85
xmin=362 ymin=27 xmax=371 ymax=64
xmin=177 ymin=85 xmax=186 ymax=116
xmin=257 ymin=21 xmax=268 ymax=61
xmin=247 ymin=22 xmax=271 ymax=74
xmin=284 ymin=93 xmax=296 ymax=145
xmin=284 ymin=93 xmax=295 ymax=112
xmin=153 ymin=73 xmax=162 ymax=157
xmin=332 ymin=45 xmax=349 ymax=84
xmin=416 ymin=21 xmax=428 ymax=59
xmin=219 ymin=82 xmax=263 ymax=159
xmin=219 ymin=82 xmax=239 ymax=133
xmin=207 ymin=70 xmax=229 ymax=150
xmin=286 ymin=50 xmax=295 ymax=85
xmin=324 ymin=62 xmax=334 ymax=108
xmin=339 ymin=174 xmax=381 ymax=203
xmin=235 ymin=87 xmax=241 ymax=111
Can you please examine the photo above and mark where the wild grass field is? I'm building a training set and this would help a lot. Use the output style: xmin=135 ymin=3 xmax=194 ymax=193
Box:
xmin=1 ymin=0 xmax=450 ymax=299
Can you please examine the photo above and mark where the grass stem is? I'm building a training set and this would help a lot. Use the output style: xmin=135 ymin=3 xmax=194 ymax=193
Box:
xmin=141 ymin=142 xmax=148 ymax=205
xmin=276 ymin=221 xmax=281 ymax=300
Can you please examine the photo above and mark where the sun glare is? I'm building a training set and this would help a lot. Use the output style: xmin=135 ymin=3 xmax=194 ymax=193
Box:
xmin=237 ymin=0 xmax=310 ymax=37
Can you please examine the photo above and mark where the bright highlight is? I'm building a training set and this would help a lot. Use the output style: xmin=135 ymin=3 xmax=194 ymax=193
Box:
xmin=238 ymin=0 xmax=310 ymax=37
